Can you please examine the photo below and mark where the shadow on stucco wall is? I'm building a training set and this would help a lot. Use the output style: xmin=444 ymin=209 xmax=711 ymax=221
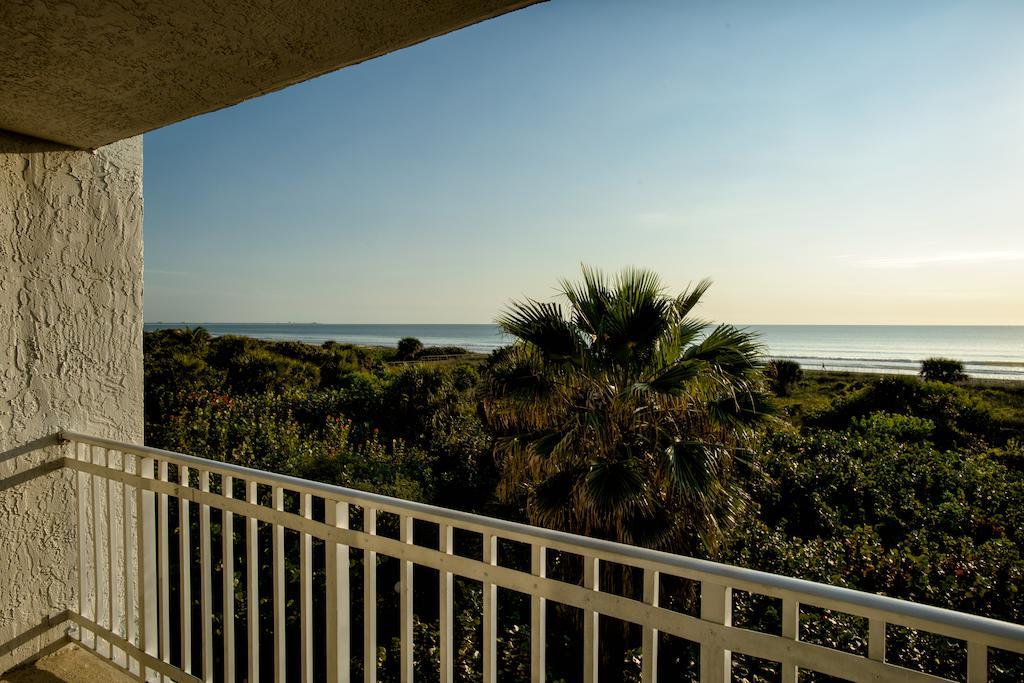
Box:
xmin=0 ymin=130 xmax=78 ymax=154
xmin=1 ymin=130 xmax=143 ymax=675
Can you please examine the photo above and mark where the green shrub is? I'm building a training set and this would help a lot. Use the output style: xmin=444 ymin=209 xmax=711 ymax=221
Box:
xmin=417 ymin=345 xmax=469 ymax=357
xmin=727 ymin=428 xmax=1024 ymax=663
xmin=397 ymin=336 xmax=424 ymax=360
xmin=852 ymin=411 xmax=935 ymax=442
xmin=920 ymin=357 xmax=967 ymax=383
xmin=226 ymin=348 xmax=320 ymax=393
xmin=766 ymin=359 xmax=803 ymax=396
xmin=812 ymin=376 xmax=995 ymax=448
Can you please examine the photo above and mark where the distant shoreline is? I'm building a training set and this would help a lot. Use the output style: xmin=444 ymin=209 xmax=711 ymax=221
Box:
xmin=144 ymin=322 xmax=1024 ymax=382
xmin=799 ymin=369 xmax=1024 ymax=388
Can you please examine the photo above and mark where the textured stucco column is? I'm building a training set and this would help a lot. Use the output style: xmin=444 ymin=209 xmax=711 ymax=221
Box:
xmin=0 ymin=131 xmax=143 ymax=672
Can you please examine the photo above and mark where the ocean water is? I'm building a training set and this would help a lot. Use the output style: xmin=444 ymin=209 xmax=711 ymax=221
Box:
xmin=143 ymin=323 xmax=1024 ymax=381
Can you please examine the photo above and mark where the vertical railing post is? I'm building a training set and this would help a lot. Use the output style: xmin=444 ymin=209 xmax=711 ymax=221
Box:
xmin=531 ymin=545 xmax=546 ymax=683
xmin=122 ymin=452 xmax=138 ymax=675
xmin=582 ymin=556 xmax=599 ymax=683
xmin=641 ymin=569 xmax=659 ymax=683
xmin=325 ymin=500 xmax=350 ymax=683
xmin=93 ymin=446 xmax=109 ymax=658
xmin=199 ymin=470 xmax=213 ymax=683
xmin=782 ymin=598 xmax=800 ymax=683
xmin=867 ymin=617 xmax=884 ymax=665
xmin=222 ymin=476 xmax=236 ymax=683
xmin=363 ymin=507 xmax=378 ymax=683
xmin=272 ymin=486 xmax=286 ymax=682
xmin=439 ymin=524 xmax=454 ymax=683
xmin=246 ymin=480 xmax=260 ymax=683
xmin=138 ymin=456 xmax=158 ymax=682
xmin=158 ymin=461 xmax=171 ymax=670
xmin=179 ymin=465 xmax=192 ymax=675
xmin=483 ymin=533 xmax=498 ymax=683
xmin=106 ymin=450 xmax=119 ymax=664
xmin=399 ymin=515 xmax=414 ymax=683
xmin=699 ymin=582 xmax=731 ymax=683
xmin=967 ymin=642 xmax=988 ymax=683
xmin=300 ymin=493 xmax=313 ymax=683
xmin=76 ymin=443 xmax=92 ymax=650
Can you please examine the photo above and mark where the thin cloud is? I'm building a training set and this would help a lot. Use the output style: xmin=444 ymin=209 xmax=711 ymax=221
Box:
xmin=850 ymin=250 xmax=1024 ymax=269
xmin=633 ymin=211 xmax=683 ymax=229
xmin=148 ymin=269 xmax=197 ymax=277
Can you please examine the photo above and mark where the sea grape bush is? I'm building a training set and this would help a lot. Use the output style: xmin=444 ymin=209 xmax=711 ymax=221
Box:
xmin=920 ymin=357 xmax=968 ymax=384
xmin=727 ymin=397 xmax=1024 ymax=681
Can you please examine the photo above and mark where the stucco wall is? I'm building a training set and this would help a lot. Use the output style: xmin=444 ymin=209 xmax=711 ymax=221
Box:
xmin=0 ymin=131 xmax=143 ymax=672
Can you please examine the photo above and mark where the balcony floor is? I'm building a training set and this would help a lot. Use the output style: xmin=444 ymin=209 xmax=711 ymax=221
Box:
xmin=0 ymin=644 xmax=133 ymax=683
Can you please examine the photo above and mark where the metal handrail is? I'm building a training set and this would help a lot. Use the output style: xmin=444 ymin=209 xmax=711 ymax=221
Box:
xmin=59 ymin=429 xmax=1024 ymax=654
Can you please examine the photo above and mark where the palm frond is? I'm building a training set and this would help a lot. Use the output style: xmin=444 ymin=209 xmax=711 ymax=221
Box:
xmin=682 ymin=324 xmax=764 ymax=379
xmin=663 ymin=440 xmax=721 ymax=503
xmin=633 ymin=359 xmax=702 ymax=397
xmin=673 ymin=317 xmax=709 ymax=349
xmin=674 ymin=278 xmax=712 ymax=318
xmin=618 ymin=504 xmax=677 ymax=548
xmin=654 ymin=317 xmax=707 ymax=367
xmin=530 ymin=468 xmax=583 ymax=528
xmin=498 ymin=299 xmax=584 ymax=363
xmin=561 ymin=264 xmax=611 ymax=339
xmin=581 ymin=458 xmax=650 ymax=517
xmin=599 ymin=268 xmax=671 ymax=363
xmin=707 ymin=388 xmax=775 ymax=429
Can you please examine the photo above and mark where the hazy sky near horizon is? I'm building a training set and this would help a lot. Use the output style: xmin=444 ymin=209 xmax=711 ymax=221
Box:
xmin=144 ymin=0 xmax=1024 ymax=325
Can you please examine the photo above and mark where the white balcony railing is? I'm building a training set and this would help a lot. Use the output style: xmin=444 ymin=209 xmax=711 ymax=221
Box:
xmin=15 ymin=431 xmax=1024 ymax=681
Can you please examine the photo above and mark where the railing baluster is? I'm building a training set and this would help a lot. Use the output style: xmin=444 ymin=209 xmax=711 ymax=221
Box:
xmin=699 ymin=582 xmax=732 ymax=683
xmin=76 ymin=442 xmax=91 ymax=650
xmin=179 ymin=465 xmax=192 ymax=675
xmin=782 ymin=598 xmax=799 ymax=683
xmin=582 ymin=555 xmax=598 ymax=683
xmin=200 ymin=470 xmax=213 ymax=683
xmin=967 ymin=641 xmax=987 ymax=683
xmin=325 ymin=500 xmax=350 ymax=683
xmin=158 ymin=460 xmax=171 ymax=675
xmin=483 ymin=533 xmax=497 ymax=683
xmin=246 ymin=480 xmax=260 ymax=683
xmin=531 ymin=545 xmax=546 ymax=683
xmin=399 ymin=515 xmax=414 ymax=683
xmin=138 ymin=455 xmax=158 ymax=683
xmin=93 ymin=446 xmax=109 ymax=658
xmin=122 ymin=451 xmax=137 ymax=675
xmin=440 ymin=524 xmax=454 ymax=683
xmin=222 ymin=476 xmax=236 ymax=683
xmin=868 ymin=617 xmax=884 ymax=664
xmin=272 ymin=486 xmax=286 ymax=681
xmin=300 ymin=493 xmax=313 ymax=683
xmin=641 ymin=569 xmax=659 ymax=683
xmin=107 ymin=449 xmax=119 ymax=665
xmin=363 ymin=507 xmax=377 ymax=683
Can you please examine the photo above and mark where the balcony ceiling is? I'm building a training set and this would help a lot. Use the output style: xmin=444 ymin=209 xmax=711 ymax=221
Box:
xmin=0 ymin=0 xmax=538 ymax=150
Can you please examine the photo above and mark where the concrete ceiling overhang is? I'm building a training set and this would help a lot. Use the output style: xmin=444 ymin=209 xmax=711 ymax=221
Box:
xmin=0 ymin=0 xmax=539 ymax=150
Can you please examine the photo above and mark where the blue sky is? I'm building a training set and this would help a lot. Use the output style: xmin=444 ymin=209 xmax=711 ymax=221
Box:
xmin=144 ymin=0 xmax=1024 ymax=324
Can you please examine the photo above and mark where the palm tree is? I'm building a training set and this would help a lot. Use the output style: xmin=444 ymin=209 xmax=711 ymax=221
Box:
xmin=482 ymin=266 xmax=771 ymax=556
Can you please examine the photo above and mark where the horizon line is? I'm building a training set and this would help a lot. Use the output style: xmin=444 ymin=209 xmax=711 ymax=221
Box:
xmin=143 ymin=321 xmax=1024 ymax=327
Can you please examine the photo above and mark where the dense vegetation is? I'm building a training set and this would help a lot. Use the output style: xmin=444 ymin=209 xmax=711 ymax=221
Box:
xmin=144 ymin=324 xmax=1024 ymax=681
